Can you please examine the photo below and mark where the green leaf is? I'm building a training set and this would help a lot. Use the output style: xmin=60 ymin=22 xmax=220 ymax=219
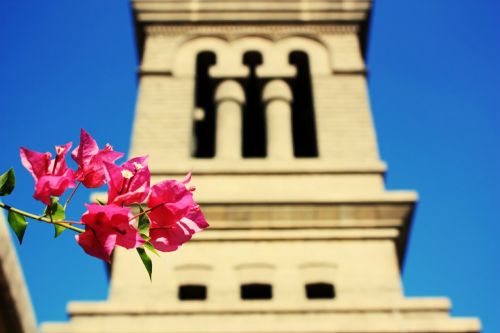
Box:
xmin=96 ymin=199 xmax=106 ymax=206
xmin=53 ymin=224 xmax=68 ymax=238
xmin=137 ymin=247 xmax=153 ymax=281
xmin=0 ymin=168 xmax=15 ymax=196
xmin=7 ymin=211 xmax=27 ymax=244
xmin=144 ymin=241 xmax=159 ymax=256
xmin=137 ymin=207 xmax=158 ymax=257
xmin=44 ymin=197 xmax=65 ymax=220
xmin=44 ymin=197 xmax=66 ymax=237
xmin=138 ymin=206 xmax=150 ymax=235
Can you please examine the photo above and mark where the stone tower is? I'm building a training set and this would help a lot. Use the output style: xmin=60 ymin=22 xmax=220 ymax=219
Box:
xmin=42 ymin=1 xmax=481 ymax=332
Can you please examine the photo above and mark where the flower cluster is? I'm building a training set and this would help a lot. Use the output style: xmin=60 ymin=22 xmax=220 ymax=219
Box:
xmin=13 ymin=129 xmax=208 ymax=273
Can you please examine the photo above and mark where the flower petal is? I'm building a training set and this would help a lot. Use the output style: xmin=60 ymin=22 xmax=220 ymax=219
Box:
xmin=76 ymin=230 xmax=116 ymax=263
xmin=77 ymin=204 xmax=144 ymax=262
xmin=20 ymin=147 xmax=51 ymax=180
xmin=72 ymin=129 xmax=99 ymax=167
xmin=33 ymin=172 xmax=75 ymax=205
xmin=149 ymin=224 xmax=190 ymax=252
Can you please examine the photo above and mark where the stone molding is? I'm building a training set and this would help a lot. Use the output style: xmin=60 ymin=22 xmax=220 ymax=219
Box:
xmin=193 ymin=229 xmax=400 ymax=241
xmin=67 ymin=297 xmax=456 ymax=315
xmin=144 ymin=24 xmax=359 ymax=37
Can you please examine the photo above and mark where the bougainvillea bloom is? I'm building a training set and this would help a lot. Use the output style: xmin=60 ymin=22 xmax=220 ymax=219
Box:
xmin=147 ymin=173 xmax=208 ymax=252
xmin=76 ymin=204 xmax=145 ymax=262
xmin=104 ymin=156 xmax=150 ymax=206
xmin=11 ymin=129 xmax=209 ymax=276
xmin=20 ymin=143 xmax=75 ymax=205
xmin=72 ymin=129 xmax=123 ymax=188
xmin=149 ymin=209 xmax=208 ymax=252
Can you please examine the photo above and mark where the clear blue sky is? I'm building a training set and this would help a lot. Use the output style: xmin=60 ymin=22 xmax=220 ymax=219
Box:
xmin=1 ymin=0 xmax=499 ymax=332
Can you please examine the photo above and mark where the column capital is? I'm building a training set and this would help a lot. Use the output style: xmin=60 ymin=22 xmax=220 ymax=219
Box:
xmin=215 ymin=80 xmax=245 ymax=105
xmin=262 ymin=80 xmax=293 ymax=103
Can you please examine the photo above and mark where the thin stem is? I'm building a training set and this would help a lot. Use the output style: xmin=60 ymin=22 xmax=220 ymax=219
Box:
xmin=128 ymin=202 xmax=164 ymax=221
xmin=0 ymin=202 xmax=85 ymax=233
xmin=47 ymin=204 xmax=53 ymax=222
xmin=64 ymin=181 xmax=81 ymax=210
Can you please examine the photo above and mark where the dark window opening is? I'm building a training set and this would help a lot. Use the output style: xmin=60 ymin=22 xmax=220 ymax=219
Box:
xmin=288 ymin=51 xmax=319 ymax=157
xmin=305 ymin=283 xmax=335 ymax=299
xmin=241 ymin=283 xmax=272 ymax=300
xmin=178 ymin=284 xmax=207 ymax=300
xmin=193 ymin=51 xmax=217 ymax=158
xmin=242 ymin=51 xmax=266 ymax=157
xmin=193 ymin=51 xmax=318 ymax=159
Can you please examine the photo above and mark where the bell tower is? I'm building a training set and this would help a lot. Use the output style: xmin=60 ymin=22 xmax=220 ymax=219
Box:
xmin=42 ymin=1 xmax=481 ymax=332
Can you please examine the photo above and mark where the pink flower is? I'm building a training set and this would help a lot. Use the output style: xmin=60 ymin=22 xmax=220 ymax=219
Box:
xmin=76 ymin=204 xmax=145 ymax=262
xmin=104 ymin=156 xmax=150 ymax=206
xmin=147 ymin=173 xmax=208 ymax=252
xmin=72 ymin=129 xmax=123 ymax=188
xmin=20 ymin=143 xmax=76 ymax=205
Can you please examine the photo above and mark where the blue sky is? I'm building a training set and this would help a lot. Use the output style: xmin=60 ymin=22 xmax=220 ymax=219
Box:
xmin=1 ymin=0 xmax=499 ymax=332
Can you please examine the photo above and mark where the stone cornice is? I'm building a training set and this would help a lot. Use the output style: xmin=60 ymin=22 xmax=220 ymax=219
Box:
xmin=133 ymin=0 xmax=372 ymax=24
xmin=143 ymin=24 xmax=360 ymax=37
xmin=67 ymin=297 xmax=454 ymax=315
xmin=194 ymin=228 xmax=400 ymax=241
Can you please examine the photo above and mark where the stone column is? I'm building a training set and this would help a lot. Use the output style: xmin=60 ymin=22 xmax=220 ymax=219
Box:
xmin=214 ymin=80 xmax=245 ymax=159
xmin=262 ymin=80 xmax=294 ymax=159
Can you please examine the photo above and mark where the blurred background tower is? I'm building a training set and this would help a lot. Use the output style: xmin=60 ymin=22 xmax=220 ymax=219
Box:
xmin=42 ymin=1 xmax=480 ymax=332
xmin=0 ymin=212 xmax=36 ymax=333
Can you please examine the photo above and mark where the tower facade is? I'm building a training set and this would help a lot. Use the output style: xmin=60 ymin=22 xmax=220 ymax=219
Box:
xmin=42 ymin=1 xmax=480 ymax=332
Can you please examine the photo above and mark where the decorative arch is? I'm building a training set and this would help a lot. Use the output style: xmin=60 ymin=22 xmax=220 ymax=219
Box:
xmin=235 ymin=263 xmax=275 ymax=300
xmin=174 ymin=264 xmax=213 ymax=271
xmin=174 ymin=264 xmax=213 ymax=285
xmin=235 ymin=263 xmax=275 ymax=284
xmin=173 ymin=37 xmax=230 ymax=76
xmin=235 ymin=263 xmax=275 ymax=270
xmin=299 ymin=263 xmax=337 ymax=300
xmin=183 ymin=35 xmax=326 ymax=159
xmin=172 ymin=35 xmax=330 ymax=77
xmin=298 ymin=262 xmax=338 ymax=283
xmin=276 ymin=36 xmax=331 ymax=75
xmin=298 ymin=263 xmax=337 ymax=282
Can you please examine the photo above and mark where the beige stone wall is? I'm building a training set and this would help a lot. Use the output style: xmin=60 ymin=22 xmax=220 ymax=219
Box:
xmin=0 ymin=211 xmax=36 ymax=333
xmin=133 ymin=31 xmax=382 ymax=171
xmin=40 ymin=1 xmax=481 ymax=333
xmin=130 ymin=76 xmax=194 ymax=161
xmin=108 ymin=238 xmax=403 ymax=304
xmin=313 ymin=75 xmax=380 ymax=162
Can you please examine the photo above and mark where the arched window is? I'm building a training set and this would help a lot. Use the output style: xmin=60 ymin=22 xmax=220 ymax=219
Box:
xmin=288 ymin=51 xmax=318 ymax=157
xmin=174 ymin=264 xmax=212 ymax=301
xmin=242 ymin=51 xmax=266 ymax=157
xmin=299 ymin=263 xmax=337 ymax=300
xmin=193 ymin=51 xmax=217 ymax=157
xmin=236 ymin=263 xmax=274 ymax=300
